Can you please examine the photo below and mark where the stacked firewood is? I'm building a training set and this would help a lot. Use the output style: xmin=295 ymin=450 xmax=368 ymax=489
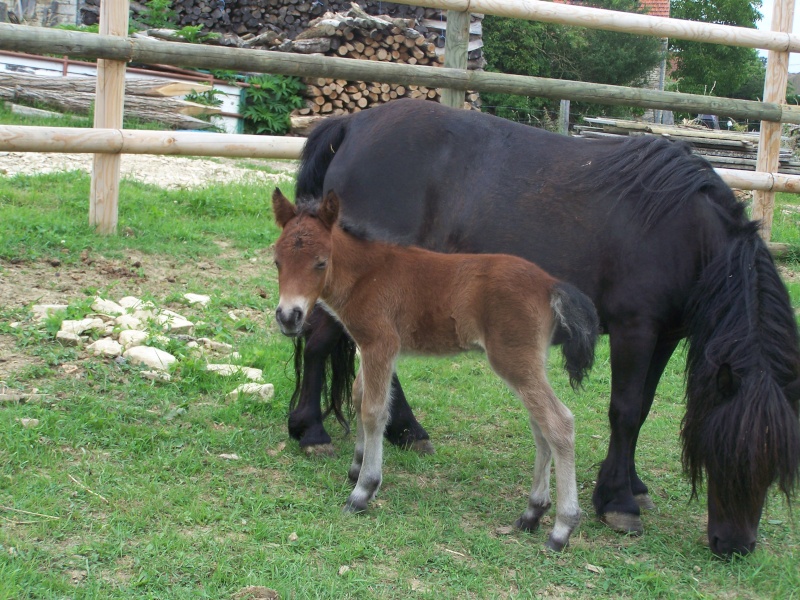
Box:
xmin=290 ymin=6 xmax=445 ymax=119
xmin=170 ymin=0 xmax=431 ymax=39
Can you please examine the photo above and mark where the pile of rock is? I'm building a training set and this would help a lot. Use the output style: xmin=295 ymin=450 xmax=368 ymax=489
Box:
xmin=29 ymin=294 xmax=274 ymax=402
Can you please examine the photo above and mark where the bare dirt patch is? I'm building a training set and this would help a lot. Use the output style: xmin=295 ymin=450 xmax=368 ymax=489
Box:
xmin=0 ymin=153 xmax=294 ymax=381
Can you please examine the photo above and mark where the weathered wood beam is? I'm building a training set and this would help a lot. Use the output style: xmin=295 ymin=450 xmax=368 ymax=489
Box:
xmin=1 ymin=24 xmax=798 ymax=124
xmin=387 ymin=0 xmax=800 ymax=52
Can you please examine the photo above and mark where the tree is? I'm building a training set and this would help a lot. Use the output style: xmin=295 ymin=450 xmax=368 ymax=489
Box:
xmin=669 ymin=0 xmax=766 ymax=100
xmin=481 ymin=0 xmax=663 ymax=127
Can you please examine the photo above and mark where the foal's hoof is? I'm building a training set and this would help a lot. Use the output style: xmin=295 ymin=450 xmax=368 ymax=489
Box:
xmin=342 ymin=499 xmax=367 ymax=514
xmin=544 ymin=535 xmax=569 ymax=553
xmin=634 ymin=493 xmax=656 ymax=511
xmin=410 ymin=439 xmax=435 ymax=455
xmin=600 ymin=511 xmax=644 ymax=535
xmin=302 ymin=443 xmax=337 ymax=458
xmin=514 ymin=515 xmax=543 ymax=533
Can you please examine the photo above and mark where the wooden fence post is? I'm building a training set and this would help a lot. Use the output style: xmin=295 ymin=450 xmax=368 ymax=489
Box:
xmin=440 ymin=10 xmax=470 ymax=108
xmin=90 ymin=0 xmax=130 ymax=235
xmin=752 ymin=0 xmax=794 ymax=241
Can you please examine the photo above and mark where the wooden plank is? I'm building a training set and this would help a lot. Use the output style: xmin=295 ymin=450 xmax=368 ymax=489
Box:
xmin=90 ymin=0 xmax=129 ymax=236
xmin=2 ymin=24 xmax=800 ymax=124
xmin=390 ymin=0 xmax=800 ymax=52
xmin=753 ymin=0 xmax=795 ymax=241
xmin=0 ymin=125 xmax=306 ymax=158
xmin=440 ymin=10 xmax=469 ymax=108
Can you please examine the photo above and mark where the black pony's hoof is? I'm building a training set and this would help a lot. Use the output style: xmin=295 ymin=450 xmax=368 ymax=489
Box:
xmin=409 ymin=439 xmax=435 ymax=455
xmin=303 ymin=443 xmax=337 ymax=458
xmin=634 ymin=493 xmax=656 ymax=511
xmin=600 ymin=511 xmax=644 ymax=535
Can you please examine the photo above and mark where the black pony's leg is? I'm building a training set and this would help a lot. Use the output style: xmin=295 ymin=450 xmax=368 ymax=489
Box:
xmin=288 ymin=308 xmax=343 ymax=448
xmin=289 ymin=309 xmax=433 ymax=453
xmin=384 ymin=374 xmax=434 ymax=454
xmin=592 ymin=324 xmax=659 ymax=534
xmin=628 ymin=337 xmax=680 ymax=510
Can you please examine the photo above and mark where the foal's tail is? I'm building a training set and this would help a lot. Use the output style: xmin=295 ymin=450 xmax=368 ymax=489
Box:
xmin=550 ymin=282 xmax=600 ymax=389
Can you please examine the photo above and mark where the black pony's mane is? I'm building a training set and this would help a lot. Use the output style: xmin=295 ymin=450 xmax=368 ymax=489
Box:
xmin=683 ymin=224 xmax=800 ymax=520
xmin=581 ymin=135 xmax=745 ymax=231
xmin=586 ymin=134 xmax=800 ymax=519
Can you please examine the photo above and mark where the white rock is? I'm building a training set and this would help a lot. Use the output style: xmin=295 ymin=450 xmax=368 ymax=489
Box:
xmin=184 ymin=293 xmax=211 ymax=306
xmin=141 ymin=370 xmax=171 ymax=382
xmin=226 ymin=383 xmax=275 ymax=402
xmin=124 ymin=346 xmax=176 ymax=371
xmin=56 ymin=331 xmax=82 ymax=347
xmin=158 ymin=314 xmax=194 ymax=334
xmin=199 ymin=338 xmax=233 ymax=352
xmin=31 ymin=304 xmax=68 ymax=320
xmin=91 ymin=297 xmax=125 ymax=316
xmin=61 ymin=318 xmax=105 ymax=335
xmin=133 ymin=309 xmax=156 ymax=321
xmin=119 ymin=296 xmax=153 ymax=310
xmin=206 ymin=363 xmax=263 ymax=381
xmin=87 ymin=338 xmax=123 ymax=357
xmin=18 ymin=418 xmax=39 ymax=428
xmin=119 ymin=329 xmax=149 ymax=349
xmin=218 ymin=453 xmax=240 ymax=460
xmin=115 ymin=314 xmax=144 ymax=331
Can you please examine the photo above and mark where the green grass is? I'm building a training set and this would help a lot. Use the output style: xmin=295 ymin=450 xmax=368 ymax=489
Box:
xmin=0 ymin=166 xmax=799 ymax=598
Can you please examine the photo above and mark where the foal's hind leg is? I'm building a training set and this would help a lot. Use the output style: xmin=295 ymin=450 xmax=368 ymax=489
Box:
xmin=490 ymin=346 xmax=580 ymax=551
xmin=519 ymin=383 xmax=581 ymax=551
xmin=514 ymin=419 xmax=553 ymax=532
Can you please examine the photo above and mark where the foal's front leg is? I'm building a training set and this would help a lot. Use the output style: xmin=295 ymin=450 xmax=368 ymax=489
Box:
xmin=344 ymin=343 xmax=397 ymax=513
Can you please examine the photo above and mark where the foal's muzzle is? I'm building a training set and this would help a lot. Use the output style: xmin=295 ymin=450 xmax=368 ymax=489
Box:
xmin=275 ymin=305 xmax=305 ymax=337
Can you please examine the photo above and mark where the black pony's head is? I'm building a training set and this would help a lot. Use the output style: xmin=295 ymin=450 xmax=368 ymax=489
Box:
xmin=683 ymin=229 xmax=800 ymax=557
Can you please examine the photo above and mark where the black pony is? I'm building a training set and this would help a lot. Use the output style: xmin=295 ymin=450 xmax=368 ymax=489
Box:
xmin=286 ymin=99 xmax=800 ymax=557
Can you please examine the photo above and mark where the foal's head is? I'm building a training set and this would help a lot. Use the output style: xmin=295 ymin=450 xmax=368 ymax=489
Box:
xmin=272 ymin=188 xmax=339 ymax=336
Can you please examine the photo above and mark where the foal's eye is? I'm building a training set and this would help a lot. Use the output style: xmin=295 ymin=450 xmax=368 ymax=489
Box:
xmin=314 ymin=259 xmax=328 ymax=270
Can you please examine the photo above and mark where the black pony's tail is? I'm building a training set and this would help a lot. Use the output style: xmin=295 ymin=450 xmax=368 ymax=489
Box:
xmin=550 ymin=282 xmax=600 ymax=389
xmin=288 ymin=321 xmax=358 ymax=432
xmin=289 ymin=114 xmax=358 ymax=431
xmin=295 ymin=113 xmax=350 ymax=199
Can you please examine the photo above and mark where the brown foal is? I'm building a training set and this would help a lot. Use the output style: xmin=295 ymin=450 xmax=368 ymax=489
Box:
xmin=272 ymin=188 xmax=599 ymax=551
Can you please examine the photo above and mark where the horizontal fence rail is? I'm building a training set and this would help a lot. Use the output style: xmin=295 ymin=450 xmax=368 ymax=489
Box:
xmin=3 ymin=124 xmax=800 ymax=193
xmin=391 ymin=0 xmax=800 ymax=52
xmin=2 ymin=24 xmax=800 ymax=124
xmin=0 ymin=125 xmax=305 ymax=157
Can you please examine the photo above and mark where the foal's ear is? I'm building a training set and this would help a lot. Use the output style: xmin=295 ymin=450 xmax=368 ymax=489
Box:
xmin=319 ymin=190 xmax=341 ymax=229
xmin=272 ymin=188 xmax=297 ymax=229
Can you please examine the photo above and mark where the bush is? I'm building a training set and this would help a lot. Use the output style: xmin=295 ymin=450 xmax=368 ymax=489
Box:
xmin=240 ymin=74 xmax=305 ymax=136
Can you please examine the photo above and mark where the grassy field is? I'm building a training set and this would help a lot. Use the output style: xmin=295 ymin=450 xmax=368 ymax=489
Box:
xmin=1 ymin=128 xmax=800 ymax=598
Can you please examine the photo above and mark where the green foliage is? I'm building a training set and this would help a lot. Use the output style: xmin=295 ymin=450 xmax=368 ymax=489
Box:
xmin=174 ymin=24 xmax=220 ymax=43
xmin=240 ymin=74 xmax=305 ymax=136
xmin=481 ymin=0 xmax=662 ymax=126
xmin=0 ymin=164 xmax=799 ymax=597
xmin=141 ymin=0 xmax=177 ymax=28
xmin=184 ymin=88 xmax=225 ymax=108
xmin=54 ymin=23 xmax=100 ymax=34
xmin=670 ymin=0 xmax=766 ymax=102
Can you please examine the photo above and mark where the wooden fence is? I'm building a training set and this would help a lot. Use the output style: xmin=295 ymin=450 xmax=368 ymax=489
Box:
xmin=0 ymin=0 xmax=796 ymax=237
